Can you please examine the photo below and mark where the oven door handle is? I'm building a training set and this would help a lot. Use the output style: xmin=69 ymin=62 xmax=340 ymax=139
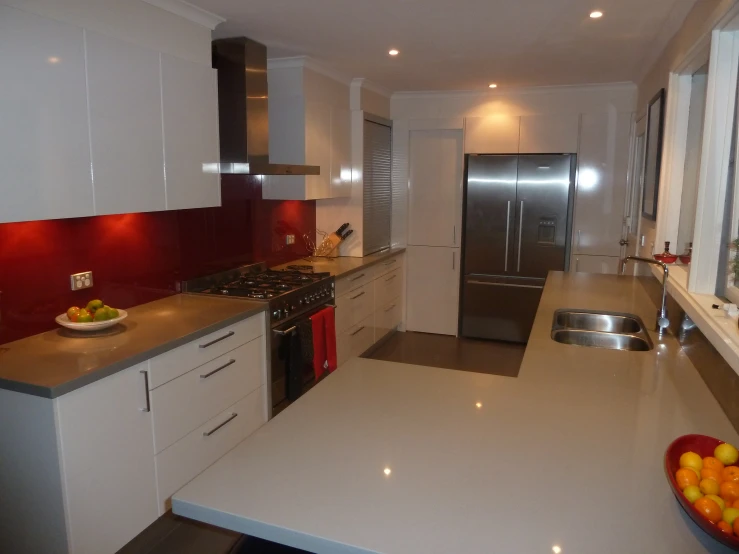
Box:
xmin=273 ymin=325 xmax=297 ymax=336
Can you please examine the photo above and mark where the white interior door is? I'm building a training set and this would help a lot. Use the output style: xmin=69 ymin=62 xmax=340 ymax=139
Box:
xmin=406 ymin=245 xmax=460 ymax=335
xmin=408 ymin=129 xmax=463 ymax=247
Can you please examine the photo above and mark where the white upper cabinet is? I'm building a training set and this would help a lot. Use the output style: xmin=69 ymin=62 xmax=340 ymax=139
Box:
xmin=161 ymin=53 xmax=221 ymax=210
xmin=408 ymin=128 xmax=463 ymax=247
xmin=0 ymin=6 xmax=94 ymax=223
xmin=574 ymin=111 xmax=632 ymax=257
xmin=331 ymin=106 xmax=352 ymax=198
xmin=87 ymin=32 xmax=166 ymax=215
xmin=464 ymin=115 xmax=520 ymax=154
xmin=519 ymin=114 xmax=580 ymax=154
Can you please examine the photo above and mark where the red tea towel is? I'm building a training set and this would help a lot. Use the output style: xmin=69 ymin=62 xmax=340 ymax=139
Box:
xmin=310 ymin=307 xmax=338 ymax=379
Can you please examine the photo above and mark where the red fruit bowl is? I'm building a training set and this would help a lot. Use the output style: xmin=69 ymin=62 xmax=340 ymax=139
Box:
xmin=665 ymin=434 xmax=739 ymax=551
xmin=655 ymin=253 xmax=679 ymax=264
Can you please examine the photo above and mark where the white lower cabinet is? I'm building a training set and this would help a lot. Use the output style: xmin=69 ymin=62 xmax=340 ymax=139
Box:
xmin=0 ymin=312 xmax=268 ymax=554
xmin=335 ymin=253 xmax=405 ymax=367
xmin=57 ymin=365 xmax=158 ymax=554
xmin=406 ymin=246 xmax=460 ymax=336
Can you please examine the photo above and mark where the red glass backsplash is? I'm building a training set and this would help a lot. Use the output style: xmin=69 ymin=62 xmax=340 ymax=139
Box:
xmin=0 ymin=175 xmax=315 ymax=344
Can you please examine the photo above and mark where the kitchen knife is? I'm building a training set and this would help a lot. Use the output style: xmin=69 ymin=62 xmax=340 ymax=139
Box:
xmin=340 ymin=229 xmax=353 ymax=240
xmin=335 ymin=223 xmax=350 ymax=236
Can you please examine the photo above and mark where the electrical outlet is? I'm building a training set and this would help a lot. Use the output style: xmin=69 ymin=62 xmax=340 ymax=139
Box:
xmin=285 ymin=234 xmax=295 ymax=245
xmin=70 ymin=271 xmax=93 ymax=291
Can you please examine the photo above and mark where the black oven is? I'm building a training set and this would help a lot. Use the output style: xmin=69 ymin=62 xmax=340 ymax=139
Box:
xmin=271 ymin=303 xmax=335 ymax=416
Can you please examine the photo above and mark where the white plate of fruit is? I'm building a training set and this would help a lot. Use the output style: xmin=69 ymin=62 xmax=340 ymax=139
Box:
xmin=56 ymin=300 xmax=127 ymax=332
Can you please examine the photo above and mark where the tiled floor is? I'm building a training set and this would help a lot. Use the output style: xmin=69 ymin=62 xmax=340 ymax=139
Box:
xmin=364 ymin=331 xmax=526 ymax=377
xmin=117 ymin=512 xmax=308 ymax=554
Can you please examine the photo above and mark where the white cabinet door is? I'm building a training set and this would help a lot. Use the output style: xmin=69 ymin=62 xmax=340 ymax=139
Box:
xmin=408 ymin=129 xmax=463 ymax=247
xmin=573 ymin=254 xmax=620 ymax=275
xmin=161 ymin=54 xmax=221 ymax=210
xmin=464 ymin=115 xmax=520 ymax=154
xmin=305 ymin=101 xmax=333 ymax=199
xmin=519 ymin=114 xmax=580 ymax=154
xmin=574 ymin=111 xmax=632 ymax=257
xmin=0 ymin=7 xmax=93 ymax=223
xmin=406 ymin=246 xmax=460 ymax=336
xmin=330 ymin=106 xmax=352 ymax=198
xmin=87 ymin=32 xmax=166 ymax=215
xmin=57 ymin=365 xmax=158 ymax=554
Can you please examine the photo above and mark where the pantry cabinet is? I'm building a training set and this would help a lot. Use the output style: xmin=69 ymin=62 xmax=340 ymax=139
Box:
xmin=464 ymin=115 xmax=520 ymax=154
xmin=406 ymin=246 xmax=460 ymax=336
xmin=0 ymin=6 xmax=220 ymax=224
xmin=519 ymin=114 xmax=579 ymax=154
xmin=573 ymin=254 xmax=620 ymax=275
xmin=0 ymin=6 xmax=94 ymax=223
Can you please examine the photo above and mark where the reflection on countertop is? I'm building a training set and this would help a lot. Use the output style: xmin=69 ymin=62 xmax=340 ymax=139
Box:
xmin=172 ymin=271 xmax=739 ymax=554
xmin=271 ymin=247 xmax=405 ymax=279
xmin=0 ymin=294 xmax=267 ymax=398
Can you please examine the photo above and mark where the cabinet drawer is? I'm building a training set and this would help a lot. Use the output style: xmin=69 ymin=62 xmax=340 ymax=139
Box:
xmin=376 ymin=299 xmax=402 ymax=342
xmin=337 ymin=313 xmax=375 ymax=367
xmin=335 ymin=269 xmax=374 ymax=298
xmin=150 ymin=337 xmax=264 ymax=454
xmin=335 ymin=282 xmax=374 ymax=333
xmin=148 ymin=314 xmax=264 ymax=389
xmin=155 ymin=386 xmax=266 ymax=513
xmin=374 ymin=255 xmax=403 ymax=279
xmin=375 ymin=267 xmax=402 ymax=308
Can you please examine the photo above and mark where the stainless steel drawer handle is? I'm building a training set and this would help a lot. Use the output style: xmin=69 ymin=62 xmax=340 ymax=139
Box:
xmin=385 ymin=275 xmax=397 ymax=282
xmin=203 ymin=413 xmax=238 ymax=437
xmin=350 ymin=291 xmax=366 ymax=300
xmin=384 ymin=304 xmax=396 ymax=312
xmin=140 ymin=370 xmax=151 ymax=413
xmin=200 ymin=359 xmax=236 ymax=379
xmin=350 ymin=325 xmax=366 ymax=336
xmin=349 ymin=273 xmax=366 ymax=282
xmin=199 ymin=331 xmax=235 ymax=349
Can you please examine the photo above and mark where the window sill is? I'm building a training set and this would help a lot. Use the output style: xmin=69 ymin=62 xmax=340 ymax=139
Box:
xmin=651 ymin=264 xmax=739 ymax=376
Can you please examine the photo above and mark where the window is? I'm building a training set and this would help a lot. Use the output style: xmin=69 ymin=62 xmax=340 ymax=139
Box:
xmin=362 ymin=119 xmax=392 ymax=255
xmin=718 ymin=75 xmax=739 ymax=301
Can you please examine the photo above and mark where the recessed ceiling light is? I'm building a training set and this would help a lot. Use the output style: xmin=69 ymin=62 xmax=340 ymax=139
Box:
xmin=388 ymin=49 xmax=399 ymax=56
xmin=590 ymin=10 xmax=603 ymax=19
xmin=488 ymin=83 xmax=498 ymax=89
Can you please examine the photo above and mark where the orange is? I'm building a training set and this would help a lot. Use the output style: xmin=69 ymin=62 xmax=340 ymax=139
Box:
xmin=734 ymin=516 xmax=739 ymax=535
xmin=676 ymin=467 xmax=700 ymax=489
xmin=721 ymin=481 xmax=739 ymax=504
xmin=695 ymin=497 xmax=723 ymax=523
xmin=701 ymin=468 xmax=724 ymax=483
xmin=704 ymin=457 xmax=726 ymax=473
xmin=723 ymin=466 xmax=739 ymax=483
xmin=718 ymin=521 xmax=734 ymax=535
xmin=734 ymin=499 xmax=739 ymax=508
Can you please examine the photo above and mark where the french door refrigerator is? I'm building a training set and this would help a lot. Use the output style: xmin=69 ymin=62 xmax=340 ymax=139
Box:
xmin=460 ymin=154 xmax=576 ymax=343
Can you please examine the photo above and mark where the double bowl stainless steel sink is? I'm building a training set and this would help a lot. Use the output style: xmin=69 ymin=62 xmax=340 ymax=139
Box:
xmin=551 ymin=309 xmax=653 ymax=352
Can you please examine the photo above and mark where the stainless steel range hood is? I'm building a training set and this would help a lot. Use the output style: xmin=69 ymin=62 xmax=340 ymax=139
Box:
xmin=211 ymin=37 xmax=319 ymax=176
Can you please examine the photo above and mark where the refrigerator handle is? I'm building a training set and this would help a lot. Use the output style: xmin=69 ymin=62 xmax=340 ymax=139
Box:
xmin=504 ymin=201 xmax=511 ymax=272
xmin=517 ymin=200 xmax=524 ymax=272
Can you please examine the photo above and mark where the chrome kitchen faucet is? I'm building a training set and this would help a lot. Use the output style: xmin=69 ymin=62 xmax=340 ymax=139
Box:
xmin=620 ymin=256 xmax=670 ymax=336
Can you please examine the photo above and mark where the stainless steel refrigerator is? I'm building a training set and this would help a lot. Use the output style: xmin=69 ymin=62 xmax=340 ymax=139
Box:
xmin=460 ymin=154 xmax=576 ymax=343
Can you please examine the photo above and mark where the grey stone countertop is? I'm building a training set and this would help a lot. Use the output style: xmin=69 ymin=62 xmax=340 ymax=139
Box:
xmin=0 ymin=294 xmax=267 ymax=399
xmin=271 ymin=247 xmax=406 ymax=279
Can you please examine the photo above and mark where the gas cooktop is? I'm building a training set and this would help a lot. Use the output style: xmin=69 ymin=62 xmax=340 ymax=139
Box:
xmin=196 ymin=269 xmax=329 ymax=299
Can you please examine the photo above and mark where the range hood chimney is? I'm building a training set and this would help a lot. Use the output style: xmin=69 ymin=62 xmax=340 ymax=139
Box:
xmin=211 ymin=37 xmax=319 ymax=176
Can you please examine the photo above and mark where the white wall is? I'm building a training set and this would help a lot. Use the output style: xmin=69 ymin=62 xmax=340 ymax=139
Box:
xmin=2 ymin=0 xmax=213 ymax=65
xmin=390 ymin=84 xmax=637 ymax=250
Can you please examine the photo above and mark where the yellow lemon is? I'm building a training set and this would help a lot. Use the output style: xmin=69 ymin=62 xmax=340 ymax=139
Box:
xmin=680 ymin=451 xmax=704 ymax=473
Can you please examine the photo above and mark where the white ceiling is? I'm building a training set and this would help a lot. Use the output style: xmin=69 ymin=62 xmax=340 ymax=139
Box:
xmin=192 ymin=0 xmax=698 ymax=92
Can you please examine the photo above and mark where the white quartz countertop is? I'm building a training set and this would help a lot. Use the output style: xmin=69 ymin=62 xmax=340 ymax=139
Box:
xmin=173 ymin=272 xmax=739 ymax=554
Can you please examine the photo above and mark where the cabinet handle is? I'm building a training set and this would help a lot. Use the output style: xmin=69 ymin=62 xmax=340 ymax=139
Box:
xmin=576 ymin=258 xmax=580 ymax=272
xmin=385 ymin=275 xmax=397 ymax=282
xmin=384 ymin=304 xmax=397 ymax=312
xmin=453 ymin=225 xmax=456 ymax=245
xmin=350 ymin=291 xmax=366 ymax=300
xmin=203 ymin=413 xmax=238 ymax=437
xmin=350 ymin=325 xmax=366 ymax=336
xmin=349 ymin=273 xmax=366 ymax=282
xmin=577 ymin=229 xmax=581 ymax=248
xmin=140 ymin=370 xmax=151 ymax=413
xmin=384 ymin=259 xmax=397 ymax=266
xmin=452 ymin=251 xmax=456 ymax=270
xmin=200 ymin=359 xmax=236 ymax=379
xmin=199 ymin=331 xmax=235 ymax=349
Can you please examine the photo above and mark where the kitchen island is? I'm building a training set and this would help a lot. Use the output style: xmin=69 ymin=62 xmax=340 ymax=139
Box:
xmin=172 ymin=272 xmax=739 ymax=553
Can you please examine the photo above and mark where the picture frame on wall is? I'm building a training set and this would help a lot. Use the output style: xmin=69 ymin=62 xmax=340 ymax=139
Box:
xmin=642 ymin=89 xmax=666 ymax=220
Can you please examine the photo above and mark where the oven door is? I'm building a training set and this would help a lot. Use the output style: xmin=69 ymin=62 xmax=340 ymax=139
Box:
xmin=271 ymin=305 xmax=334 ymax=415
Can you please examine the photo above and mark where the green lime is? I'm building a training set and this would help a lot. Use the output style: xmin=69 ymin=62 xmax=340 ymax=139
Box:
xmin=107 ymin=307 xmax=120 ymax=319
xmin=93 ymin=307 xmax=110 ymax=321
xmin=77 ymin=309 xmax=93 ymax=323
xmin=86 ymin=299 xmax=104 ymax=312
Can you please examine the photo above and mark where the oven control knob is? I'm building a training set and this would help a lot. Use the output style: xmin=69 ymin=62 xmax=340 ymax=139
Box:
xmin=298 ymin=298 xmax=304 ymax=306
xmin=273 ymin=309 xmax=281 ymax=319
